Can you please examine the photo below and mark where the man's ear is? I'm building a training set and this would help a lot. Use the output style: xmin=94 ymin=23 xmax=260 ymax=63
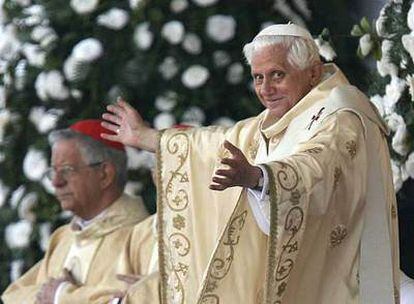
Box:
xmin=99 ymin=162 xmax=117 ymax=189
xmin=309 ymin=63 xmax=323 ymax=86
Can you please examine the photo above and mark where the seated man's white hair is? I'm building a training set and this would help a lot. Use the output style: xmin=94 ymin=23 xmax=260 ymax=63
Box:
xmin=243 ymin=35 xmax=321 ymax=70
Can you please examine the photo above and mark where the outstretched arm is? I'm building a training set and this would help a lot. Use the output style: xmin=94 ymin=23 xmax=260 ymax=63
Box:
xmin=101 ymin=98 xmax=158 ymax=152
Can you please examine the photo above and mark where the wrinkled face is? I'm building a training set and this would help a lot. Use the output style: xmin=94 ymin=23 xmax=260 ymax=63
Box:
xmin=251 ymin=44 xmax=316 ymax=119
xmin=51 ymin=139 xmax=103 ymax=219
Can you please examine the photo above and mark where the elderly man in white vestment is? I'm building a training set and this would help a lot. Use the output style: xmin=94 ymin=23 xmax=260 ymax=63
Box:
xmin=101 ymin=24 xmax=400 ymax=304
xmin=1 ymin=119 xmax=158 ymax=304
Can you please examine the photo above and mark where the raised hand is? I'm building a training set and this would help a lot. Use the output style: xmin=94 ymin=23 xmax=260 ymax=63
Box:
xmin=101 ymin=98 xmax=158 ymax=152
xmin=209 ymin=140 xmax=262 ymax=191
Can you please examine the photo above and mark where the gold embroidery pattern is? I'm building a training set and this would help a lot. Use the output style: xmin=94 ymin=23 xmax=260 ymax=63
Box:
xmin=199 ymin=210 xmax=248 ymax=303
xmin=345 ymin=140 xmax=357 ymax=159
xmin=162 ymin=132 xmax=191 ymax=304
xmin=334 ymin=167 xmax=342 ymax=189
xmin=264 ymin=162 xmax=305 ymax=303
xmin=200 ymin=295 xmax=219 ymax=304
xmin=330 ymin=225 xmax=348 ymax=248
xmin=173 ymin=214 xmax=186 ymax=230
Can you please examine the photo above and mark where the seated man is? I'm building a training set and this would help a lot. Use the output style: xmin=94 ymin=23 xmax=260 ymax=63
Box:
xmin=2 ymin=119 xmax=153 ymax=303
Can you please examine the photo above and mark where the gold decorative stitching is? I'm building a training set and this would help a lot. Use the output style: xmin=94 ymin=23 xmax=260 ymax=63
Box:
xmin=161 ymin=132 xmax=191 ymax=304
xmin=345 ymin=140 xmax=357 ymax=159
xmin=330 ymin=225 xmax=348 ymax=248
xmin=199 ymin=210 xmax=248 ymax=302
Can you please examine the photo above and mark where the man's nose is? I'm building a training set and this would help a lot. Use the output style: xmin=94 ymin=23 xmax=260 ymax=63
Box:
xmin=261 ymin=78 xmax=275 ymax=95
xmin=52 ymin=173 xmax=66 ymax=188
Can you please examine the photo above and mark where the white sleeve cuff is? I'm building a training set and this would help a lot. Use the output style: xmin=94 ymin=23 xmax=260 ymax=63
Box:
xmin=53 ymin=282 xmax=70 ymax=304
xmin=110 ymin=298 xmax=122 ymax=304
xmin=247 ymin=165 xmax=270 ymax=235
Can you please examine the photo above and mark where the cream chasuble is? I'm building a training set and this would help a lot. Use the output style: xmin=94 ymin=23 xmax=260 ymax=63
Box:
xmin=2 ymin=194 xmax=154 ymax=304
xmin=156 ymin=64 xmax=400 ymax=304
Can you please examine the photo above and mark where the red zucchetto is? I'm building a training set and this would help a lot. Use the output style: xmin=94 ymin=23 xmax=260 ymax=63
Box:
xmin=69 ymin=119 xmax=125 ymax=151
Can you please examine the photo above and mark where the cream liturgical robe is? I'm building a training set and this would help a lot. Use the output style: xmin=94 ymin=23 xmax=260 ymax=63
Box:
xmin=2 ymin=194 xmax=157 ymax=304
xmin=156 ymin=64 xmax=400 ymax=304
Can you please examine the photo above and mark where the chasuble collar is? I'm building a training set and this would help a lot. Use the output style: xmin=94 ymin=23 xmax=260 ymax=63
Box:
xmin=259 ymin=63 xmax=349 ymax=140
xmin=71 ymin=193 xmax=148 ymax=241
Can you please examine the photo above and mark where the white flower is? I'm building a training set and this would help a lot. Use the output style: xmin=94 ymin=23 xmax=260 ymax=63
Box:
xmin=39 ymin=222 xmax=51 ymax=251
xmin=97 ymin=8 xmax=129 ymax=30
xmin=0 ymin=181 xmax=9 ymax=208
xmin=359 ymin=34 xmax=373 ymax=57
xmin=370 ymin=95 xmax=385 ymax=117
xmin=161 ymin=20 xmax=185 ymax=45
xmin=10 ymin=259 xmax=24 ymax=282
xmin=213 ymin=50 xmax=231 ymax=67
xmin=383 ymin=77 xmax=406 ymax=113
xmin=377 ymin=40 xmax=398 ymax=78
xmin=385 ymin=112 xmax=404 ymax=132
xmin=41 ymin=176 xmax=55 ymax=194
xmin=45 ymin=71 xmax=70 ymax=100
xmin=71 ymin=89 xmax=83 ymax=100
xmin=314 ymin=38 xmax=336 ymax=61
xmin=18 ymin=192 xmax=37 ymax=222
xmin=0 ymin=25 xmax=21 ymax=61
xmin=31 ymin=25 xmax=57 ymax=48
xmin=170 ymin=0 xmax=188 ymax=13
xmin=153 ymin=112 xmax=176 ymax=130
xmin=35 ymin=70 xmax=70 ymax=101
xmin=72 ymin=38 xmax=103 ymax=62
xmin=21 ymin=43 xmax=46 ymax=67
xmin=182 ymin=33 xmax=202 ymax=55
xmin=192 ymin=0 xmax=218 ymax=7
xmin=406 ymin=74 xmax=414 ymax=101
xmin=181 ymin=65 xmax=209 ymax=89
xmin=408 ymin=2 xmax=414 ymax=31
xmin=5 ymin=220 xmax=33 ymax=249
xmin=212 ymin=117 xmax=235 ymax=127
xmin=391 ymin=160 xmax=407 ymax=192
xmin=63 ymin=55 xmax=81 ymax=81
xmin=70 ymin=0 xmax=99 ymax=15
xmin=405 ymin=152 xmax=414 ymax=179
xmin=155 ymin=91 xmax=177 ymax=112
xmin=206 ymin=15 xmax=236 ymax=43
xmin=376 ymin=5 xmax=389 ymax=37
xmin=125 ymin=181 xmax=144 ymax=196
xmin=129 ymin=0 xmax=144 ymax=10
xmin=126 ymin=147 xmax=156 ymax=170
xmin=29 ymin=106 xmax=60 ymax=133
xmin=182 ymin=106 xmax=205 ymax=124
xmin=392 ymin=124 xmax=409 ymax=156
xmin=10 ymin=186 xmax=26 ymax=209
xmin=226 ymin=62 xmax=244 ymax=84
xmin=402 ymin=33 xmax=414 ymax=64
xmin=0 ymin=109 xmax=12 ymax=142
xmin=23 ymin=147 xmax=48 ymax=181
xmin=158 ymin=57 xmax=179 ymax=80
xmin=133 ymin=22 xmax=153 ymax=50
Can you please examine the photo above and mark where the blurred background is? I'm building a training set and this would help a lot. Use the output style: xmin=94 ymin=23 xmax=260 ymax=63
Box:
xmin=1 ymin=0 xmax=413 ymax=295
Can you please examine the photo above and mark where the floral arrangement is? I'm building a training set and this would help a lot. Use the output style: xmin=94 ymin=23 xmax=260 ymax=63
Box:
xmin=351 ymin=0 xmax=414 ymax=192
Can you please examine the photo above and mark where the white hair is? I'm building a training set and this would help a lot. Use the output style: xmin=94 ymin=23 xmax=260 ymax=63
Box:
xmin=243 ymin=35 xmax=321 ymax=70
